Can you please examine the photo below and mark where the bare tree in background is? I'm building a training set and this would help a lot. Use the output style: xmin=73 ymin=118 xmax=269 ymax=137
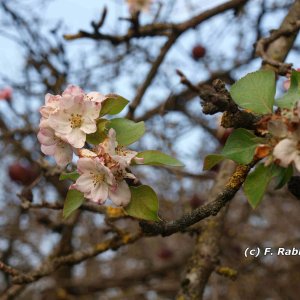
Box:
xmin=0 ymin=0 xmax=300 ymax=299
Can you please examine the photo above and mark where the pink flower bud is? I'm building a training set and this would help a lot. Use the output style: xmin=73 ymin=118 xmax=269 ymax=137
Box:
xmin=0 ymin=87 xmax=12 ymax=101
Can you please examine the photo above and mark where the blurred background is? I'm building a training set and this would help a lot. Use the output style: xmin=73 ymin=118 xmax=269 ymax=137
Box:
xmin=0 ymin=0 xmax=300 ymax=299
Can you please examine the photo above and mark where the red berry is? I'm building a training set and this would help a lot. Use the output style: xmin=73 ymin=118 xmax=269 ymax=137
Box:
xmin=157 ymin=248 xmax=174 ymax=260
xmin=189 ymin=195 xmax=204 ymax=209
xmin=192 ymin=44 xmax=206 ymax=60
xmin=8 ymin=162 xmax=39 ymax=185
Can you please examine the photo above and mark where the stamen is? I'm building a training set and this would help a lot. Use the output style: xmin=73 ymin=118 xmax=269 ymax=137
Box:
xmin=69 ymin=113 xmax=83 ymax=128
xmin=116 ymin=146 xmax=126 ymax=156
xmin=92 ymin=173 xmax=105 ymax=187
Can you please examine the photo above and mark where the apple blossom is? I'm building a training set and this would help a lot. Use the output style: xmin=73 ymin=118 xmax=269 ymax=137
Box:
xmin=47 ymin=94 xmax=101 ymax=148
xmin=73 ymin=157 xmax=114 ymax=204
xmin=273 ymin=126 xmax=300 ymax=171
xmin=37 ymin=127 xmax=73 ymax=167
xmin=96 ymin=128 xmax=142 ymax=165
xmin=73 ymin=157 xmax=131 ymax=206
xmin=37 ymin=85 xmax=153 ymax=208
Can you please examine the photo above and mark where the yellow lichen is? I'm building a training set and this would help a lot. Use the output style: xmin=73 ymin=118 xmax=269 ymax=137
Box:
xmin=216 ymin=266 xmax=238 ymax=280
xmin=225 ymin=165 xmax=249 ymax=189
xmin=106 ymin=206 xmax=126 ymax=218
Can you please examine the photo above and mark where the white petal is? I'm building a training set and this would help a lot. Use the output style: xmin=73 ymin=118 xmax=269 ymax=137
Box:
xmin=65 ymin=128 xmax=86 ymax=148
xmin=40 ymin=106 xmax=55 ymax=118
xmin=75 ymin=174 xmax=94 ymax=193
xmin=48 ymin=111 xmax=72 ymax=134
xmin=90 ymin=182 xmax=108 ymax=203
xmin=58 ymin=94 xmax=84 ymax=113
xmin=37 ymin=128 xmax=56 ymax=146
xmin=81 ymin=117 xmax=97 ymax=134
xmin=86 ymin=92 xmax=107 ymax=103
xmin=62 ymin=85 xmax=84 ymax=97
xmin=109 ymin=181 xmax=131 ymax=206
xmin=54 ymin=144 xmax=73 ymax=167
xmin=41 ymin=144 xmax=56 ymax=155
xmin=77 ymin=158 xmax=98 ymax=174
xmin=78 ymin=149 xmax=97 ymax=158
xmin=83 ymin=100 xmax=101 ymax=119
xmin=273 ymin=139 xmax=297 ymax=167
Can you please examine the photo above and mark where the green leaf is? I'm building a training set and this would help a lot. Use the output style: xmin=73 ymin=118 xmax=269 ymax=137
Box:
xmin=63 ymin=190 xmax=84 ymax=219
xmin=244 ymin=163 xmax=281 ymax=208
xmin=136 ymin=150 xmax=184 ymax=167
xmin=59 ymin=171 xmax=80 ymax=181
xmin=86 ymin=119 xmax=108 ymax=145
xmin=203 ymin=154 xmax=225 ymax=171
xmin=100 ymin=94 xmax=129 ymax=117
xmin=230 ymin=70 xmax=275 ymax=114
xmin=274 ymin=165 xmax=293 ymax=190
xmin=125 ymin=185 xmax=160 ymax=221
xmin=106 ymin=118 xmax=145 ymax=146
xmin=221 ymin=129 xmax=265 ymax=164
xmin=277 ymin=70 xmax=300 ymax=109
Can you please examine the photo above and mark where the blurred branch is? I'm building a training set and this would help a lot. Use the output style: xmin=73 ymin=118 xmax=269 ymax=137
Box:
xmin=11 ymin=231 xmax=142 ymax=285
xmin=21 ymin=200 xmax=127 ymax=220
xmin=261 ymin=0 xmax=300 ymax=74
xmin=64 ymin=0 xmax=249 ymax=44
xmin=0 ymin=261 xmax=21 ymax=277
xmin=177 ymin=159 xmax=236 ymax=299
xmin=256 ymin=20 xmax=300 ymax=74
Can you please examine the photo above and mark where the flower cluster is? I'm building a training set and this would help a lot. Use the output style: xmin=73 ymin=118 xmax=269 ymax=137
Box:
xmin=38 ymin=85 xmax=104 ymax=166
xmin=72 ymin=129 xmax=142 ymax=206
xmin=38 ymin=85 xmax=141 ymax=206
xmin=262 ymin=101 xmax=300 ymax=171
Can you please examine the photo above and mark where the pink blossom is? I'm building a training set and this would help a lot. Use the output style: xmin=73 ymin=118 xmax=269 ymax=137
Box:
xmin=109 ymin=180 xmax=131 ymax=206
xmin=73 ymin=157 xmax=131 ymax=206
xmin=47 ymin=95 xmax=101 ymax=148
xmin=37 ymin=127 xmax=73 ymax=167
xmin=73 ymin=158 xmax=113 ymax=204
xmin=62 ymin=85 xmax=84 ymax=98
xmin=85 ymin=91 xmax=107 ymax=103
xmin=96 ymin=128 xmax=142 ymax=165
xmin=73 ymin=130 xmax=136 ymax=206
xmin=0 ymin=87 xmax=12 ymax=101
xmin=40 ymin=93 xmax=61 ymax=118
xmin=62 ymin=84 xmax=106 ymax=103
